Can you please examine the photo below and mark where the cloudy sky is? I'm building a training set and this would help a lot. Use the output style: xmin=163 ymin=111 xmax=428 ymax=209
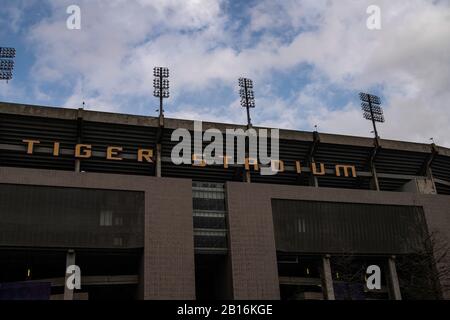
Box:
xmin=1 ymin=0 xmax=449 ymax=146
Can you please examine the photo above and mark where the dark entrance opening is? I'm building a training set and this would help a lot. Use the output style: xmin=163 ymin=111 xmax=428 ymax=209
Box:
xmin=195 ymin=253 xmax=232 ymax=300
xmin=0 ymin=248 xmax=142 ymax=300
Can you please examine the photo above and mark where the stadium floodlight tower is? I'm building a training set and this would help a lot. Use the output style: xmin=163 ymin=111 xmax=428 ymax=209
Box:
xmin=0 ymin=47 xmax=16 ymax=83
xmin=359 ymin=92 xmax=384 ymax=139
xmin=239 ymin=77 xmax=255 ymax=128
xmin=153 ymin=67 xmax=170 ymax=118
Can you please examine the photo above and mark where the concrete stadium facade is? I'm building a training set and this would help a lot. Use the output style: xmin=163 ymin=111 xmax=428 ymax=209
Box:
xmin=0 ymin=101 xmax=449 ymax=300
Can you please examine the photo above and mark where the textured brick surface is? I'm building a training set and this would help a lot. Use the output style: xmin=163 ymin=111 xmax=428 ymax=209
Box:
xmin=144 ymin=178 xmax=195 ymax=299
xmin=226 ymin=182 xmax=280 ymax=300
xmin=0 ymin=166 xmax=195 ymax=300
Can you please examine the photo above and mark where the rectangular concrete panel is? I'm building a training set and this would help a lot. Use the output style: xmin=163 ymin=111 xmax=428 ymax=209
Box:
xmin=0 ymin=167 xmax=196 ymax=300
xmin=226 ymin=182 xmax=280 ymax=300
xmin=143 ymin=178 xmax=195 ymax=299
xmin=226 ymin=181 xmax=450 ymax=300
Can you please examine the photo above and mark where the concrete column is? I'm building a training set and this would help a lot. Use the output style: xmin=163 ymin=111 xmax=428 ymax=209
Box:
xmin=75 ymin=160 xmax=81 ymax=172
xmin=321 ymin=255 xmax=335 ymax=300
xmin=308 ymin=132 xmax=320 ymax=188
xmin=387 ymin=256 xmax=402 ymax=300
xmin=226 ymin=182 xmax=280 ymax=299
xmin=400 ymin=177 xmax=437 ymax=194
xmin=370 ymin=164 xmax=380 ymax=191
xmin=64 ymin=249 xmax=76 ymax=300
xmin=156 ymin=143 xmax=162 ymax=177
xmin=156 ymin=114 xmax=164 ymax=178
xmin=75 ymin=108 xmax=83 ymax=173
xmin=142 ymin=179 xmax=195 ymax=299
xmin=245 ymin=170 xmax=251 ymax=183
xmin=310 ymin=175 xmax=319 ymax=188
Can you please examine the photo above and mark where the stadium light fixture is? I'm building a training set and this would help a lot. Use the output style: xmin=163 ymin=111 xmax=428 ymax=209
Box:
xmin=0 ymin=47 xmax=16 ymax=82
xmin=153 ymin=67 xmax=170 ymax=117
xmin=359 ymin=92 xmax=384 ymax=139
xmin=238 ymin=77 xmax=255 ymax=128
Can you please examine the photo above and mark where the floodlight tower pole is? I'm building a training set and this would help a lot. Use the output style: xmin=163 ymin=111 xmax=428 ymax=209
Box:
xmin=159 ymin=71 xmax=164 ymax=119
xmin=368 ymin=99 xmax=379 ymax=139
xmin=153 ymin=67 xmax=170 ymax=178
xmin=359 ymin=92 xmax=384 ymax=191
xmin=360 ymin=92 xmax=384 ymax=139
xmin=239 ymin=78 xmax=255 ymax=128
xmin=244 ymin=83 xmax=252 ymax=128
xmin=0 ymin=47 xmax=16 ymax=83
xmin=238 ymin=77 xmax=256 ymax=183
xmin=244 ymin=82 xmax=251 ymax=183
xmin=157 ymin=73 xmax=163 ymax=179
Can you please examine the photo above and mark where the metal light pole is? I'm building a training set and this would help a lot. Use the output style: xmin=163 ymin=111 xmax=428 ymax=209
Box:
xmin=0 ymin=47 xmax=16 ymax=83
xmin=153 ymin=67 xmax=169 ymax=178
xmin=238 ymin=77 xmax=256 ymax=183
xmin=239 ymin=78 xmax=255 ymax=128
xmin=359 ymin=92 xmax=384 ymax=139
xmin=153 ymin=67 xmax=170 ymax=118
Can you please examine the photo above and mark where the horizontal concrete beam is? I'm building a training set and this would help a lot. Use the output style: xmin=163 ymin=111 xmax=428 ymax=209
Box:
xmin=379 ymin=138 xmax=433 ymax=154
xmin=1 ymin=101 xmax=450 ymax=155
xmin=279 ymin=276 xmax=321 ymax=286
xmin=28 ymin=275 xmax=139 ymax=287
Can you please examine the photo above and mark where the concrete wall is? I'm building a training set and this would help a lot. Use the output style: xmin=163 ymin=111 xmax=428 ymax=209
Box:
xmin=1 ymin=166 xmax=448 ymax=299
xmin=400 ymin=178 xmax=437 ymax=195
xmin=419 ymin=194 xmax=450 ymax=299
xmin=0 ymin=166 xmax=196 ymax=300
xmin=144 ymin=178 xmax=195 ymax=299
xmin=226 ymin=181 xmax=450 ymax=299
xmin=226 ymin=183 xmax=280 ymax=300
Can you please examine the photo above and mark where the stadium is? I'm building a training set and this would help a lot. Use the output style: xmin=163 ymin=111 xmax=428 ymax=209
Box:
xmin=0 ymin=100 xmax=449 ymax=300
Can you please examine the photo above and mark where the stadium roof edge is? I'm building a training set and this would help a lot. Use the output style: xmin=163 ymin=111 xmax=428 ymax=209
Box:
xmin=0 ymin=100 xmax=447 ymax=155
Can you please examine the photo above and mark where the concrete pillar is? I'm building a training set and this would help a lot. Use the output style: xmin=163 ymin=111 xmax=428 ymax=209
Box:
xmin=226 ymin=182 xmax=280 ymax=299
xmin=400 ymin=177 xmax=437 ymax=194
xmin=75 ymin=108 xmax=83 ymax=173
xmin=321 ymin=255 xmax=335 ymax=300
xmin=142 ymin=179 xmax=195 ymax=299
xmin=156 ymin=143 xmax=162 ymax=177
xmin=64 ymin=249 xmax=76 ymax=300
xmin=310 ymin=175 xmax=319 ymax=188
xmin=156 ymin=113 xmax=164 ymax=178
xmin=370 ymin=164 xmax=380 ymax=191
xmin=245 ymin=170 xmax=251 ymax=183
xmin=387 ymin=256 xmax=402 ymax=300
xmin=309 ymin=132 xmax=320 ymax=188
xmin=75 ymin=160 xmax=81 ymax=172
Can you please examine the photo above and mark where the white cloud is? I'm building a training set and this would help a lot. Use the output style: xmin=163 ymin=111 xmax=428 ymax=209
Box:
xmin=244 ymin=0 xmax=450 ymax=145
xmin=11 ymin=0 xmax=450 ymax=146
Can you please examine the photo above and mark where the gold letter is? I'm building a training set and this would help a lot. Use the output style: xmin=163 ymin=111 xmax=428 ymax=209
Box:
xmin=138 ymin=149 xmax=154 ymax=163
xmin=311 ymin=162 xmax=326 ymax=175
xmin=75 ymin=144 xmax=92 ymax=158
xmin=271 ymin=160 xmax=285 ymax=173
xmin=53 ymin=142 xmax=60 ymax=156
xmin=245 ymin=158 xmax=259 ymax=171
xmin=23 ymin=139 xmax=40 ymax=154
xmin=107 ymin=146 xmax=123 ymax=161
xmin=335 ymin=164 xmax=357 ymax=177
